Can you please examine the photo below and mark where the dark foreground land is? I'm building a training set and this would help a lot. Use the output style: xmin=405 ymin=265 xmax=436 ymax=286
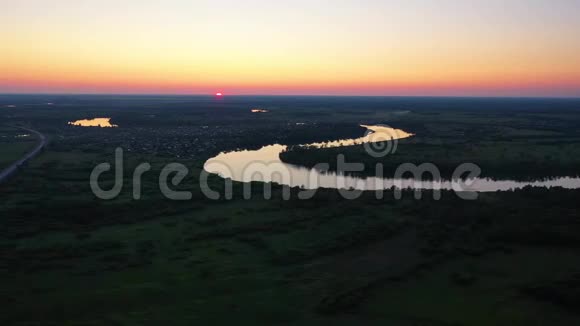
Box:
xmin=1 ymin=95 xmax=580 ymax=325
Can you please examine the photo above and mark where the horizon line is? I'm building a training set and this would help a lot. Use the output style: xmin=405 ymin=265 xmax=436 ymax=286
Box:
xmin=1 ymin=92 xmax=580 ymax=100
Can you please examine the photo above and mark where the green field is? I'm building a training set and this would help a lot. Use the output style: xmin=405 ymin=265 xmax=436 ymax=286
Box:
xmin=1 ymin=95 xmax=580 ymax=325
xmin=0 ymin=126 xmax=37 ymax=170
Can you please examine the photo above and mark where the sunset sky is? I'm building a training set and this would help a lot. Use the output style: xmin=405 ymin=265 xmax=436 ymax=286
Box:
xmin=1 ymin=0 xmax=580 ymax=97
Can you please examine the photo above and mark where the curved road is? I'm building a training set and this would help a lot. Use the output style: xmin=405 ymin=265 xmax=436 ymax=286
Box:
xmin=0 ymin=126 xmax=47 ymax=183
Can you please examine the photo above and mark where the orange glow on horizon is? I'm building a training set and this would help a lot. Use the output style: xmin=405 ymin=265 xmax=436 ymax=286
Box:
xmin=1 ymin=73 xmax=579 ymax=97
xmin=1 ymin=1 xmax=580 ymax=97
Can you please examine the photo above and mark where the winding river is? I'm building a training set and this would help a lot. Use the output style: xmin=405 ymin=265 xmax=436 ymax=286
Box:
xmin=204 ymin=125 xmax=580 ymax=192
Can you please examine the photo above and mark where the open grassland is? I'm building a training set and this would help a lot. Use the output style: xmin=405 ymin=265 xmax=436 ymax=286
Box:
xmin=2 ymin=146 xmax=580 ymax=324
xmin=0 ymin=126 xmax=37 ymax=170
xmin=1 ymin=95 xmax=580 ymax=324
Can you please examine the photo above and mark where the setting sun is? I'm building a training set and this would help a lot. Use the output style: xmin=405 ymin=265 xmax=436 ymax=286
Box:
xmin=2 ymin=1 xmax=580 ymax=324
xmin=1 ymin=1 xmax=579 ymax=97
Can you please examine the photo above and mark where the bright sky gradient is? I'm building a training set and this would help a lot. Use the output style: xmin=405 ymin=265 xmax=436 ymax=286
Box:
xmin=1 ymin=0 xmax=580 ymax=97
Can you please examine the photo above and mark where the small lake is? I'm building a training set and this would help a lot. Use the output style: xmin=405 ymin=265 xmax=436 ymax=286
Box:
xmin=68 ymin=118 xmax=117 ymax=128
xmin=204 ymin=125 xmax=580 ymax=192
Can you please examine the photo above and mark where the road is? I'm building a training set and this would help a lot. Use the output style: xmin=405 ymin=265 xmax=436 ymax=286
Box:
xmin=0 ymin=126 xmax=47 ymax=184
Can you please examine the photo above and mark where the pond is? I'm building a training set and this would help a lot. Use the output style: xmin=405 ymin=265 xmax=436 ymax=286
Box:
xmin=68 ymin=118 xmax=117 ymax=128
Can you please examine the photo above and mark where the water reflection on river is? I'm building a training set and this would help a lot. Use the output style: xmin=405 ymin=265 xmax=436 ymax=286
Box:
xmin=305 ymin=125 xmax=414 ymax=148
xmin=204 ymin=125 xmax=580 ymax=192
